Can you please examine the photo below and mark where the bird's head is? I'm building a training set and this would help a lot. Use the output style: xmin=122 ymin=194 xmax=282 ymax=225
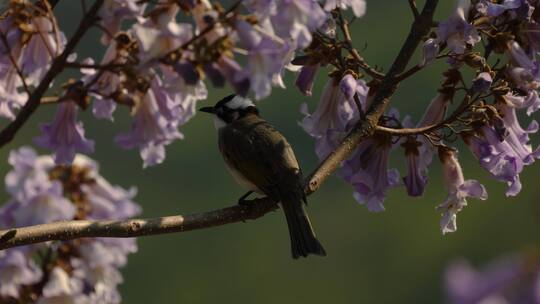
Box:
xmin=199 ymin=94 xmax=259 ymax=129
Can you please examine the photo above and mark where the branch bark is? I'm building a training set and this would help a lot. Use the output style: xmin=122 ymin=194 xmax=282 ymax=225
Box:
xmin=0 ymin=0 xmax=104 ymax=148
xmin=0 ymin=0 xmax=439 ymax=251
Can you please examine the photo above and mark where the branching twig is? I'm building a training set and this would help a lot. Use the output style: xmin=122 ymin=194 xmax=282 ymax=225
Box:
xmin=0 ymin=0 xmax=440 ymax=251
xmin=337 ymin=10 xmax=385 ymax=80
xmin=0 ymin=0 xmax=104 ymax=148
xmin=408 ymin=0 xmax=420 ymax=19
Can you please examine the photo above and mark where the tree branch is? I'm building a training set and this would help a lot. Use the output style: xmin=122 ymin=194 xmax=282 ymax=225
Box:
xmin=0 ymin=0 xmax=104 ymax=148
xmin=0 ymin=0 xmax=439 ymax=251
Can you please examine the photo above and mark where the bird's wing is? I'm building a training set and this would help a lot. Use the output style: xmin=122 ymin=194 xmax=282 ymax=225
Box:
xmin=218 ymin=116 xmax=302 ymax=200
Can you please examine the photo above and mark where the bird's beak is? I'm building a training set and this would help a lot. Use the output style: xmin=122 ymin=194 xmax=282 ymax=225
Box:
xmin=199 ymin=106 xmax=215 ymax=114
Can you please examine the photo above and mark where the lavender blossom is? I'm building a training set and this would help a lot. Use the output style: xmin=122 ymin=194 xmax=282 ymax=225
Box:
xmin=295 ymin=63 xmax=319 ymax=96
xmin=464 ymin=127 xmax=523 ymax=197
xmin=496 ymin=102 xmax=540 ymax=165
xmin=269 ymin=0 xmax=326 ymax=48
xmin=22 ymin=16 xmax=66 ymax=85
xmin=324 ymin=0 xmax=366 ymax=17
xmin=340 ymin=136 xmax=400 ymax=212
xmin=99 ymin=0 xmax=145 ymax=44
xmin=436 ymin=148 xmax=487 ymax=234
xmin=506 ymin=41 xmax=540 ymax=91
xmin=478 ymin=0 xmax=532 ymax=19
xmin=216 ymin=55 xmax=250 ymax=96
xmin=0 ymin=61 xmax=27 ymax=120
xmin=34 ymin=102 xmax=95 ymax=165
xmin=421 ymin=38 xmax=440 ymax=66
xmin=115 ymin=75 xmax=187 ymax=167
xmin=37 ymin=267 xmax=87 ymax=304
xmin=132 ymin=6 xmax=192 ymax=63
xmin=402 ymin=136 xmax=429 ymax=197
xmin=82 ymin=39 xmax=126 ymax=121
xmin=445 ymin=254 xmax=540 ymax=304
xmin=301 ymin=74 xmax=368 ymax=140
xmin=0 ymin=149 xmax=141 ymax=303
xmin=11 ymin=181 xmax=76 ymax=227
xmin=192 ymin=0 xmax=226 ymax=45
xmin=235 ymin=20 xmax=291 ymax=99
xmin=300 ymin=78 xmax=359 ymax=137
xmin=436 ymin=0 xmax=480 ymax=54
xmin=0 ymin=249 xmax=42 ymax=298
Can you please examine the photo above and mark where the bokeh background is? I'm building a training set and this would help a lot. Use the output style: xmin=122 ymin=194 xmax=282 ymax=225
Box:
xmin=0 ymin=1 xmax=539 ymax=303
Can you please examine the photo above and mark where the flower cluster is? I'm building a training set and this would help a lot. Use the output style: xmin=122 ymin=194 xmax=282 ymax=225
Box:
xmin=0 ymin=147 xmax=141 ymax=303
xmin=298 ymin=0 xmax=540 ymax=234
xmin=0 ymin=0 xmax=365 ymax=167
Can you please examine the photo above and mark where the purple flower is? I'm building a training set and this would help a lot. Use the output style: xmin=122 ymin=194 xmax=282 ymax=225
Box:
xmin=418 ymin=93 xmax=450 ymax=127
xmin=295 ymin=63 xmax=319 ymax=96
xmin=115 ymin=75 xmax=185 ymax=167
xmin=82 ymin=175 xmax=140 ymax=220
xmin=0 ymin=61 xmax=27 ymax=120
xmin=22 ymin=16 xmax=66 ymax=85
xmin=37 ymin=267 xmax=86 ymax=304
xmin=270 ymin=0 xmax=326 ymax=48
xmin=421 ymin=38 xmax=440 ymax=66
xmin=0 ymin=149 xmax=141 ymax=302
xmin=496 ymin=102 xmax=540 ymax=165
xmin=235 ymin=20 xmax=291 ymax=99
xmin=324 ymin=0 xmax=366 ymax=17
xmin=132 ymin=6 xmax=192 ymax=63
xmin=402 ymin=136 xmax=429 ymax=197
xmin=0 ymin=249 xmax=42 ymax=298
xmin=82 ymin=40 xmax=127 ymax=121
xmin=506 ymin=41 xmax=540 ymax=91
xmin=99 ymin=0 xmax=145 ymax=44
xmin=216 ymin=55 xmax=250 ymax=96
xmin=526 ymin=21 xmax=540 ymax=52
xmin=11 ymin=182 xmax=75 ymax=226
xmin=436 ymin=148 xmax=487 ymax=234
xmin=462 ymin=128 xmax=523 ymax=197
xmin=4 ymin=146 xmax=54 ymax=203
xmin=437 ymin=0 xmax=480 ymax=54
xmin=471 ymin=72 xmax=493 ymax=94
xmin=34 ymin=102 xmax=95 ymax=165
xmin=301 ymin=75 xmax=368 ymax=139
xmin=482 ymin=0 xmax=523 ymax=17
xmin=340 ymin=136 xmax=401 ymax=212
xmin=192 ymin=0 xmax=230 ymax=45
xmin=445 ymin=254 xmax=540 ymax=304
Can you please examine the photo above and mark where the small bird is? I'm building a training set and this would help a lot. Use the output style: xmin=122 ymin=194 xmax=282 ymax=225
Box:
xmin=200 ymin=94 xmax=326 ymax=259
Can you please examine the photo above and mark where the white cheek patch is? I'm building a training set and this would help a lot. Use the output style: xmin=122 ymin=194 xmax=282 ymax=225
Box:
xmin=212 ymin=116 xmax=227 ymax=130
xmin=226 ymin=95 xmax=254 ymax=110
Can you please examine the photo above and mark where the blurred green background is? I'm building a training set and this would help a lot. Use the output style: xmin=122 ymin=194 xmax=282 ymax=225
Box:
xmin=1 ymin=1 xmax=539 ymax=303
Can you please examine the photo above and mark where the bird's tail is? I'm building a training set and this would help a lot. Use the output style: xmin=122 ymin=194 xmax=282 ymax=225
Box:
xmin=280 ymin=191 xmax=326 ymax=259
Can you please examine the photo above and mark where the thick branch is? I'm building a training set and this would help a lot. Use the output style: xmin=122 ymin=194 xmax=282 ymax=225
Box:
xmin=0 ymin=0 xmax=104 ymax=148
xmin=0 ymin=0 xmax=439 ymax=250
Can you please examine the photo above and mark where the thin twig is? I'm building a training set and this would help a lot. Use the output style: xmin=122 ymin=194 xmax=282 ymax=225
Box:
xmin=0 ymin=0 xmax=105 ymax=148
xmin=408 ymin=0 xmax=420 ymax=19
xmin=0 ymin=32 xmax=31 ymax=96
xmin=375 ymin=94 xmax=476 ymax=136
xmin=394 ymin=63 xmax=424 ymax=82
xmin=0 ymin=0 xmax=440 ymax=251
xmin=164 ymin=0 xmax=242 ymax=58
xmin=337 ymin=9 xmax=385 ymax=80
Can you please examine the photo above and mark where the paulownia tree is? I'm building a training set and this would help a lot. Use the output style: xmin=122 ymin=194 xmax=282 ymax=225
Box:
xmin=0 ymin=0 xmax=539 ymax=302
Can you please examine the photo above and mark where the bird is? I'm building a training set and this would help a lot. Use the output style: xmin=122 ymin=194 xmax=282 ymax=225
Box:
xmin=199 ymin=94 xmax=326 ymax=259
